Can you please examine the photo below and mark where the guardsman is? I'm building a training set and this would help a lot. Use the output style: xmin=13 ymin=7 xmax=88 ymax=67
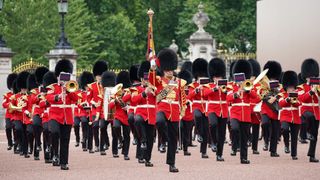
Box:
xmin=260 ymin=61 xmax=282 ymax=157
xmin=129 ymin=64 xmax=140 ymax=145
xmin=204 ymin=58 xmax=228 ymax=161
xmin=227 ymin=60 xmax=258 ymax=164
xmin=46 ymin=59 xmax=78 ymax=170
xmin=279 ymin=71 xmax=300 ymax=160
xmin=177 ymin=70 xmax=193 ymax=156
xmin=297 ymin=73 xmax=308 ymax=144
xmin=297 ymin=58 xmax=319 ymax=163
xmin=78 ymin=71 xmax=95 ymax=153
xmin=188 ymin=58 xmax=210 ymax=158
xmin=87 ymin=60 xmax=109 ymax=154
xmin=2 ymin=73 xmax=18 ymax=151
xmin=132 ymin=61 xmax=156 ymax=166
xmin=149 ymin=48 xmax=187 ymax=173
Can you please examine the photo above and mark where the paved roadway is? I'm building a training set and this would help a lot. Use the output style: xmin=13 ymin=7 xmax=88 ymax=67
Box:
xmin=0 ymin=129 xmax=319 ymax=180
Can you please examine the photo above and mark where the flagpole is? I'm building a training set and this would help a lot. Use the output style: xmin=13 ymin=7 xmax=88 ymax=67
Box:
xmin=147 ymin=8 xmax=156 ymax=85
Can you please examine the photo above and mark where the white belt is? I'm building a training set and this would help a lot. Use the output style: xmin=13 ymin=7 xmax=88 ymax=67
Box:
xmin=301 ymin=103 xmax=318 ymax=107
xmin=136 ymin=104 xmax=156 ymax=108
xmin=193 ymin=100 xmax=207 ymax=104
xmin=160 ymin=100 xmax=180 ymax=105
xmin=281 ymin=107 xmax=298 ymax=111
xmin=232 ymin=103 xmax=250 ymax=107
xmin=207 ymin=100 xmax=227 ymax=104
xmin=51 ymin=104 xmax=73 ymax=108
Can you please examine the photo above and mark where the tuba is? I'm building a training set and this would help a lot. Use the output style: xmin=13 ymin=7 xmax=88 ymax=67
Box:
xmin=65 ymin=80 xmax=79 ymax=93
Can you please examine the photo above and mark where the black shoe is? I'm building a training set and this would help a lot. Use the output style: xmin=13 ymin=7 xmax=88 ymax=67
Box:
xmin=124 ymin=156 xmax=130 ymax=160
xmin=197 ymin=135 xmax=203 ymax=143
xmin=75 ymin=142 xmax=79 ymax=147
xmin=52 ymin=156 xmax=60 ymax=166
xmin=83 ymin=148 xmax=88 ymax=152
xmin=132 ymin=138 xmax=137 ymax=145
xmin=241 ymin=159 xmax=250 ymax=164
xmin=7 ymin=146 xmax=12 ymax=151
xmin=230 ymin=150 xmax=236 ymax=156
xmin=24 ymin=154 xmax=30 ymax=158
xmin=247 ymin=141 xmax=252 ymax=147
xmin=45 ymin=159 xmax=52 ymax=163
xmin=271 ymin=152 xmax=280 ymax=157
xmin=216 ymin=156 xmax=224 ymax=161
xmin=145 ymin=161 xmax=153 ymax=167
xmin=263 ymin=144 xmax=268 ymax=151
xmin=159 ymin=144 xmax=166 ymax=153
xmin=169 ymin=165 xmax=179 ymax=173
xmin=309 ymin=157 xmax=319 ymax=163
xmin=188 ymin=144 xmax=197 ymax=147
xmin=284 ymin=147 xmax=290 ymax=154
xmin=89 ymin=150 xmax=94 ymax=154
xmin=138 ymin=159 xmax=145 ymax=164
xmin=202 ymin=153 xmax=209 ymax=159
xmin=20 ymin=151 xmax=24 ymax=156
xmin=299 ymin=139 xmax=308 ymax=144
xmin=141 ymin=142 xmax=147 ymax=150
xmin=113 ymin=154 xmax=119 ymax=158
xmin=292 ymin=156 xmax=298 ymax=160
xmin=184 ymin=151 xmax=191 ymax=156
xmin=60 ymin=164 xmax=69 ymax=170
xmin=211 ymin=144 xmax=217 ymax=152
xmin=100 ymin=151 xmax=106 ymax=156
xmin=34 ymin=156 xmax=40 ymax=160
xmin=253 ymin=150 xmax=260 ymax=155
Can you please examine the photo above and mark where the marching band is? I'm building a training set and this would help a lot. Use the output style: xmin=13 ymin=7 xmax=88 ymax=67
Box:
xmin=2 ymin=50 xmax=320 ymax=172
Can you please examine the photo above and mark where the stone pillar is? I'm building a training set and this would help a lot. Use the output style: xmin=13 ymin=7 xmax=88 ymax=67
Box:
xmin=0 ymin=47 xmax=14 ymax=129
xmin=187 ymin=3 xmax=217 ymax=62
xmin=46 ymin=48 xmax=78 ymax=77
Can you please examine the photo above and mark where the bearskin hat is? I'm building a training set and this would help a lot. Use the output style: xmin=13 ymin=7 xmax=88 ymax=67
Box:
xmin=101 ymin=71 xmax=116 ymax=88
xmin=17 ymin=71 xmax=30 ymax=90
xmin=232 ymin=60 xmax=252 ymax=79
xmin=12 ymin=79 xmax=19 ymax=94
xmin=54 ymin=59 xmax=73 ymax=77
xmin=301 ymin=58 xmax=319 ymax=79
xmin=157 ymin=48 xmax=178 ymax=71
xmin=7 ymin=73 xmax=18 ymax=90
xmin=129 ymin=64 xmax=140 ymax=83
xmin=229 ymin=61 xmax=236 ymax=80
xmin=192 ymin=58 xmax=208 ymax=79
xmin=208 ymin=58 xmax=226 ymax=79
xmin=27 ymin=74 xmax=38 ymax=91
xmin=138 ymin=61 xmax=150 ymax=79
xmin=79 ymin=71 xmax=94 ymax=90
xmin=178 ymin=70 xmax=193 ymax=85
xmin=116 ymin=71 xmax=131 ymax=88
xmin=43 ymin=71 xmax=57 ymax=87
xmin=181 ymin=61 xmax=192 ymax=73
xmin=263 ymin=60 xmax=282 ymax=80
xmin=35 ymin=67 xmax=49 ymax=85
xmin=248 ymin=59 xmax=261 ymax=78
xmin=281 ymin=71 xmax=298 ymax=90
xmin=298 ymin=73 xmax=306 ymax=85
xmin=93 ymin=60 xmax=108 ymax=77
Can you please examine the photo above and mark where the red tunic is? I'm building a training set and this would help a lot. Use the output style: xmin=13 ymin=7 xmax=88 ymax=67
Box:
xmin=279 ymin=92 xmax=301 ymax=124
xmin=203 ymin=83 xmax=228 ymax=118
xmin=46 ymin=83 xmax=78 ymax=125
xmin=87 ymin=82 xmax=104 ymax=117
xmin=9 ymin=93 xmax=26 ymax=121
xmin=131 ymin=85 xmax=156 ymax=125
xmin=188 ymin=82 xmax=208 ymax=114
xmin=227 ymin=83 xmax=258 ymax=122
xmin=250 ymin=83 xmax=262 ymax=124
xmin=109 ymin=90 xmax=129 ymax=126
xmin=297 ymin=83 xmax=320 ymax=120
xmin=39 ymin=99 xmax=50 ymax=124
xmin=23 ymin=93 xmax=33 ymax=125
xmin=2 ymin=91 xmax=14 ymax=119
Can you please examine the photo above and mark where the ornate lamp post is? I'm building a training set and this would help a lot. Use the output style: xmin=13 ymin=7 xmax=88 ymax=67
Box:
xmin=55 ymin=0 xmax=71 ymax=49
xmin=0 ymin=0 xmax=7 ymax=47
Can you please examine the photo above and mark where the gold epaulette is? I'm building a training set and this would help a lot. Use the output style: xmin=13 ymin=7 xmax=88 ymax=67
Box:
xmin=9 ymin=94 xmax=16 ymax=101
xmin=47 ymin=84 xmax=56 ymax=94
xmin=180 ymin=79 xmax=187 ymax=87
xmin=87 ymin=82 xmax=94 ymax=90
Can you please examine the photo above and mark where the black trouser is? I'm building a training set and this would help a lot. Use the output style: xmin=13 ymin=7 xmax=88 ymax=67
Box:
xmin=74 ymin=116 xmax=81 ymax=143
xmin=194 ymin=109 xmax=209 ymax=154
xmin=262 ymin=115 xmax=280 ymax=153
xmin=208 ymin=113 xmax=227 ymax=156
xmin=26 ymin=124 xmax=34 ymax=154
xmin=5 ymin=118 xmax=13 ymax=147
xmin=282 ymin=122 xmax=300 ymax=157
xmin=81 ymin=116 xmax=93 ymax=150
xmin=302 ymin=112 xmax=319 ymax=158
xmin=92 ymin=119 xmax=99 ymax=148
xmin=128 ymin=112 xmax=138 ymax=141
xmin=231 ymin=119 xmax=250 ymax=160
xmin=135 ymin=115 xmax=155 ymax=162
xmin=99 ymin=119 xmax=110 ymax=151
xmin=180 ymin=119 xmax=193 ymax=152
xmin=112 ymin=119 xmax=130 ymax=156
xmin=49 ymin=120 xmax=72 ymax=165
xmin=33 ymin=115 xmax=42 ymax=157
xmin=43 ymin=122 xmax=52 ymax=160
xmin=156 ymin=112 xmax=178 ymax=166
xmin=251 ymin=123 xmax=260 ymax=151
xmin=13 ymin=120 xmax=28 ymax=155
xmin=299 ymin=119 xmax=307 ymax=140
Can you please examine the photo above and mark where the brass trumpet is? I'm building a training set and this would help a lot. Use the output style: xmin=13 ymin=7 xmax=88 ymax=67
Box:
xmin=220 ymin=85 xmax=227 ymax=93
xmin=65 ymin=80 xmax=79 ymax=93
xmin=241 ymin=80 xmax=253 ymax=91
xmin=290 ymin=97 xmax=298 ymax=104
